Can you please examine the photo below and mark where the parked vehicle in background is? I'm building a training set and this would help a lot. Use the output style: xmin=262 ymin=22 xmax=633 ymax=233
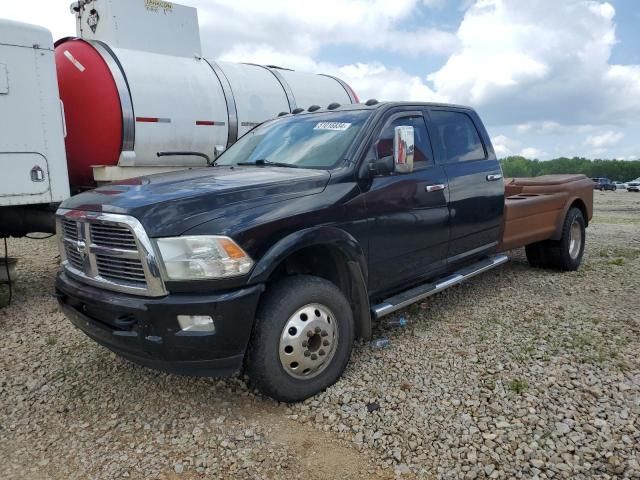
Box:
xmin=591 ymin=178 xmax=616 ymax=191
xmin=627 ymin=181 xmax=640 ymax=192
xmin=613 ymin=181 xmax=627 ymax=190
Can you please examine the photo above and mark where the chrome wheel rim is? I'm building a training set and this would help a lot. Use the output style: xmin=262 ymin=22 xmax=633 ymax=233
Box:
xmin=279 ymin=303 xmax=338 ymax=379
xmin=569 ymin=220 xmax=583 ymax=259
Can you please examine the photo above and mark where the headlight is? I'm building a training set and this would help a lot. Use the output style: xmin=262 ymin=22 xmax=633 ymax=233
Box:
xmin=155 ymin=236 xmax=254 ymax=280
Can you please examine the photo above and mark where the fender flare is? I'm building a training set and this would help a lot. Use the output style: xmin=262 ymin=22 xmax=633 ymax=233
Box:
xmin=249 ymin=226 xmax=368 ymax=284
xmin=550 ymin=196 xmax=589 ymax=240
xmin=248 ymin=226 xmax=372 ymax=339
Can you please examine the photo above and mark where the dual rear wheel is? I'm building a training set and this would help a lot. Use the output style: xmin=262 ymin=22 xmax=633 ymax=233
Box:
xmin=525 ymin=207 xmax=586 ymax=271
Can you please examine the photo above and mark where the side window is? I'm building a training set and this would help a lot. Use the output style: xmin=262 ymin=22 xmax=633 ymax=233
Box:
xmin=376 ymin=115 xmax=433 ymax=169
xmin=430 ymin=111 xmax=486 ymax=163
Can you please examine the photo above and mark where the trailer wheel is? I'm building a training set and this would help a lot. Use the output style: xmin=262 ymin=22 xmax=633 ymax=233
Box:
xmin=245 ymin=275 xmax=354 ymax=402
xmin=525 ymin=241 xmax=549 ymax=268
xmin=543 ymin=208 xmax=586 ymax=271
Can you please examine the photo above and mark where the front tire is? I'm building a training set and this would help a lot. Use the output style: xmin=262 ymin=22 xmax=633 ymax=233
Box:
xmin=245 ymin=275 xmax=354 ymax=402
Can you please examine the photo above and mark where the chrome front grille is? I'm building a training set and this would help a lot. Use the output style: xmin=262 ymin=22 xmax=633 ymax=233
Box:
xmin=56 ymin=210 xmax=166 ymax=297
xmin=95 ymin=254 xmax=146 ymax=285
xmin=63 ymin=219 xmax=79 ymax=238
xmin=64 ymin=242 xmax=85 ymax=271
xmin=90 ymin=223 xmax=137 ymax=249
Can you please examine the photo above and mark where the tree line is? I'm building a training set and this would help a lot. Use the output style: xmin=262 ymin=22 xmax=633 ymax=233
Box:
xmin=499 ymin=157 xmax=640 ymax=181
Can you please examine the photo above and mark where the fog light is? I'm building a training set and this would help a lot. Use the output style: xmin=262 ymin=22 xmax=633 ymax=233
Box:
xmin=177 ymin=315 xmax=215 ymax=333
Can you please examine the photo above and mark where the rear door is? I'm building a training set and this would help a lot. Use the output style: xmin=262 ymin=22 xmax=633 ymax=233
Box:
xmin=363 ymin=110 xmax=450 ymax=295
xmin=427 ymin=108 xmax=503 ymax=264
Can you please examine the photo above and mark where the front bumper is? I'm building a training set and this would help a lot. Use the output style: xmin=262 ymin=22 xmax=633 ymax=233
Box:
xmin=627 ymin=186 xmax=640 ymax=192
xmin=56 ymin=271 xmax=263 ymax=377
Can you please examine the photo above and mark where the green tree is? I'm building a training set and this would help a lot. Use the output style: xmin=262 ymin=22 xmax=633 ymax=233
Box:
xmin=499 ymin=156 xmax=640 ymax=181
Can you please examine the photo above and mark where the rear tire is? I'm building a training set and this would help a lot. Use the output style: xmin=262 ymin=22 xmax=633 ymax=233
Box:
xmin=245 ymin=275 xmax=354 ymax=403
xmin=544 ymin=207 xmax=586 ymax=271
xmin=525 ymin=241 xmax=549 ymax=268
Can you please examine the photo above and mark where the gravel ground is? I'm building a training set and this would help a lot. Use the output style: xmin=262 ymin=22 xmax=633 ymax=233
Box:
xmin=1 ymin=191 xmax=639 ymax=479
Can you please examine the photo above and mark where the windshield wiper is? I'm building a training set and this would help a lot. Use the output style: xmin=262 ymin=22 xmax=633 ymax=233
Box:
xmin=236 ymin=159 xmax=300 ymax=168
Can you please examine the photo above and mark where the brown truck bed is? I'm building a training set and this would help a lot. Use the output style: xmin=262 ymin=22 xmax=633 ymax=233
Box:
xmin=498 ymin=174 xmax=594 ymax=252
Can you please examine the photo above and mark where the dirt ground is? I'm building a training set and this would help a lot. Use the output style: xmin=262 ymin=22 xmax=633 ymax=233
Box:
xmin=0 ymin=190 xmax=638 ymax=479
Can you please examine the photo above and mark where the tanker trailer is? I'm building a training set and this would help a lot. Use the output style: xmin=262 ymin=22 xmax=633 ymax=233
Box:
xmin=0 ymin=0 xmax=358 ymax=236
xmin=56 ymin=0 xmax=358 ymax=189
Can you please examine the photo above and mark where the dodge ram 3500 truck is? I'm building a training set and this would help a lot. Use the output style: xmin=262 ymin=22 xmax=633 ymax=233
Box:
xmin=55 ymin=101 xmax=594 ymax=402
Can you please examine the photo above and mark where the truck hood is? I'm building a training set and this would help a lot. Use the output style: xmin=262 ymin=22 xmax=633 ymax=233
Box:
xmin=60 ymin=166 xmax=331 ymax=237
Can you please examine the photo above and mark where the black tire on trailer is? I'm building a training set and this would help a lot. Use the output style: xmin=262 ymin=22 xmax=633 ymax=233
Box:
xmin=245 ymin=275 xmax=354 ymax=403
xmin=542 ymin=207 xmax=586 ymax=271
xmin=525 ymin=241 xmax=549 ymax=269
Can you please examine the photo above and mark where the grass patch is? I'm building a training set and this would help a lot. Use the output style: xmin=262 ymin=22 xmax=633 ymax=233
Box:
xmin=568 ymin=332 xmax=599 ymax=351
xmin=508 ymin=378 xmax=528 ymax=394
xmin=598 ymin=247 xmax=640 ymax=260
xmin=45 ymin=336 xmax=57 ymax=346
xmin=564 ymin=331 xmax=628 ymax=364
xmin=608 ymin=258 xmax=625 ymax=266
xmin=592 ymin=216 xmax=640 ymax=225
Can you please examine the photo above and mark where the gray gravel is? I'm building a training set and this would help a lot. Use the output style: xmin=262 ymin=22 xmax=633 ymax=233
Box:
xmin=1 ymin=191 xmax=639 ymax=479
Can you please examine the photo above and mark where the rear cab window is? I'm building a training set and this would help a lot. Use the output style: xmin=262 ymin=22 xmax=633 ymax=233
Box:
xmin=429 ymin=110 xmax=487 ymax=163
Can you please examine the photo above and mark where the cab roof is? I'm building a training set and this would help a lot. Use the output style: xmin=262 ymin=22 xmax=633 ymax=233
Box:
xmin=284 ymin=100 xmax=476 ymax=117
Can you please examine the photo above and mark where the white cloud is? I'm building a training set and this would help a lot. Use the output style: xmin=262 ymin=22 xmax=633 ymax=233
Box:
xmin=519 ymin=147 xmax=545 ymax=159
xmin=516 ymin=122 xmax=598 ymax=135
xmin=491 ymin=135 xmax=519 ymax=157
xmin=426 ymin=0 xmax=640 ymax=127
xmin=1 ymin=2 xmax=75 ymax=40
xmin=490 ymin=135 xmax=546 ymax=159
xmin=192 ymin=0 xmax=458 ymax=59
xmin=336 ymin=63 xmax=441 ymax=102
xmin=585 ymin=131 xmax=624 ymax=148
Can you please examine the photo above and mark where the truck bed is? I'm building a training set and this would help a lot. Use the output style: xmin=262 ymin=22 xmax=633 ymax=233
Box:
xmin=498 ymin=174 xmax=594 ymax=252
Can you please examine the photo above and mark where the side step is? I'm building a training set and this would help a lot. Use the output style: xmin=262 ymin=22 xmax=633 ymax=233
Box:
xmin=372 ymin=254 xmax=509 ymax=319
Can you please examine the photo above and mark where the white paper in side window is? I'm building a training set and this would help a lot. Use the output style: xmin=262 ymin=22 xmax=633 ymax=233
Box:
xmin=314 ymin=122 xmax=352 ymax=131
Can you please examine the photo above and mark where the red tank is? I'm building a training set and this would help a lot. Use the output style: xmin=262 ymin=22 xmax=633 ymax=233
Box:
xmin=55 ymin=39 xmax=122 ymax=188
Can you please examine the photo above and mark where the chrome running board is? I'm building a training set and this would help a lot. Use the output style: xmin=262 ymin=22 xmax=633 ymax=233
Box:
xmin=371 ymin=254 xmax=509 ymax=319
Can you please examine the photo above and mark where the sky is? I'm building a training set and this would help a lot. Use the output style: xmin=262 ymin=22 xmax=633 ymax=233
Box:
xmin=3 ymin=0 xmax=639 ymax=160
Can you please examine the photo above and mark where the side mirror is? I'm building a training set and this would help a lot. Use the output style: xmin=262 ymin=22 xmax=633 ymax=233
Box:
xmin=393 ymin=126 xmax=414 ymax=174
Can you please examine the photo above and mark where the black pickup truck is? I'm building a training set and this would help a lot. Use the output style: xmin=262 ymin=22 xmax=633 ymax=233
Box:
xmin=56 ymin=101 xmax=593 ymax=402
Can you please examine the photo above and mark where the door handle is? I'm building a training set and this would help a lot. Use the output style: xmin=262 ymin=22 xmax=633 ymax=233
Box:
xmin=486 ymin=174 xmax=503 ymax=182
xmin=425 ymin=184 xmax=446 ymax=192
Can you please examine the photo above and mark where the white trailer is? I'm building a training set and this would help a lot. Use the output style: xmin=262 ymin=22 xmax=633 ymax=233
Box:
xmin=0 ymin=20 xmax=69 ymax=233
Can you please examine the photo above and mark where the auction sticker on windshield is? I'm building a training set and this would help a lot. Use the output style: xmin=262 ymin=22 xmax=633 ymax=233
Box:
xmin=314 ymin=122 xmax=352 ymax=131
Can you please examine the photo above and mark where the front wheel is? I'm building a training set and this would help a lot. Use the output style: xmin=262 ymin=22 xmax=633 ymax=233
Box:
xmin=245 ymin=275 xmax=354 ymax=402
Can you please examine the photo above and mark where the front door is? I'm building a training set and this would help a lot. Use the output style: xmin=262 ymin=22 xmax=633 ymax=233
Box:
xmin=427 ymin=108 xmax=504 ymax=264
xmin=362 ymin=111 xmax=450 ymax=296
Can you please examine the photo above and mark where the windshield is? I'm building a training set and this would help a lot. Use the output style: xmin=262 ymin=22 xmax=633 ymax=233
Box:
xmin=217 ymin=110 xmax=371 ymax=169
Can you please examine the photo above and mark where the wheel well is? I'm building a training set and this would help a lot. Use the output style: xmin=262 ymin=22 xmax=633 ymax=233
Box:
xmin=570 ymin=199 xmax=588 ymax=227
xmin=266 ymin=245 xmax=370 ymax=338
xmin=270 ymin=245 xmax=352 ymax=297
